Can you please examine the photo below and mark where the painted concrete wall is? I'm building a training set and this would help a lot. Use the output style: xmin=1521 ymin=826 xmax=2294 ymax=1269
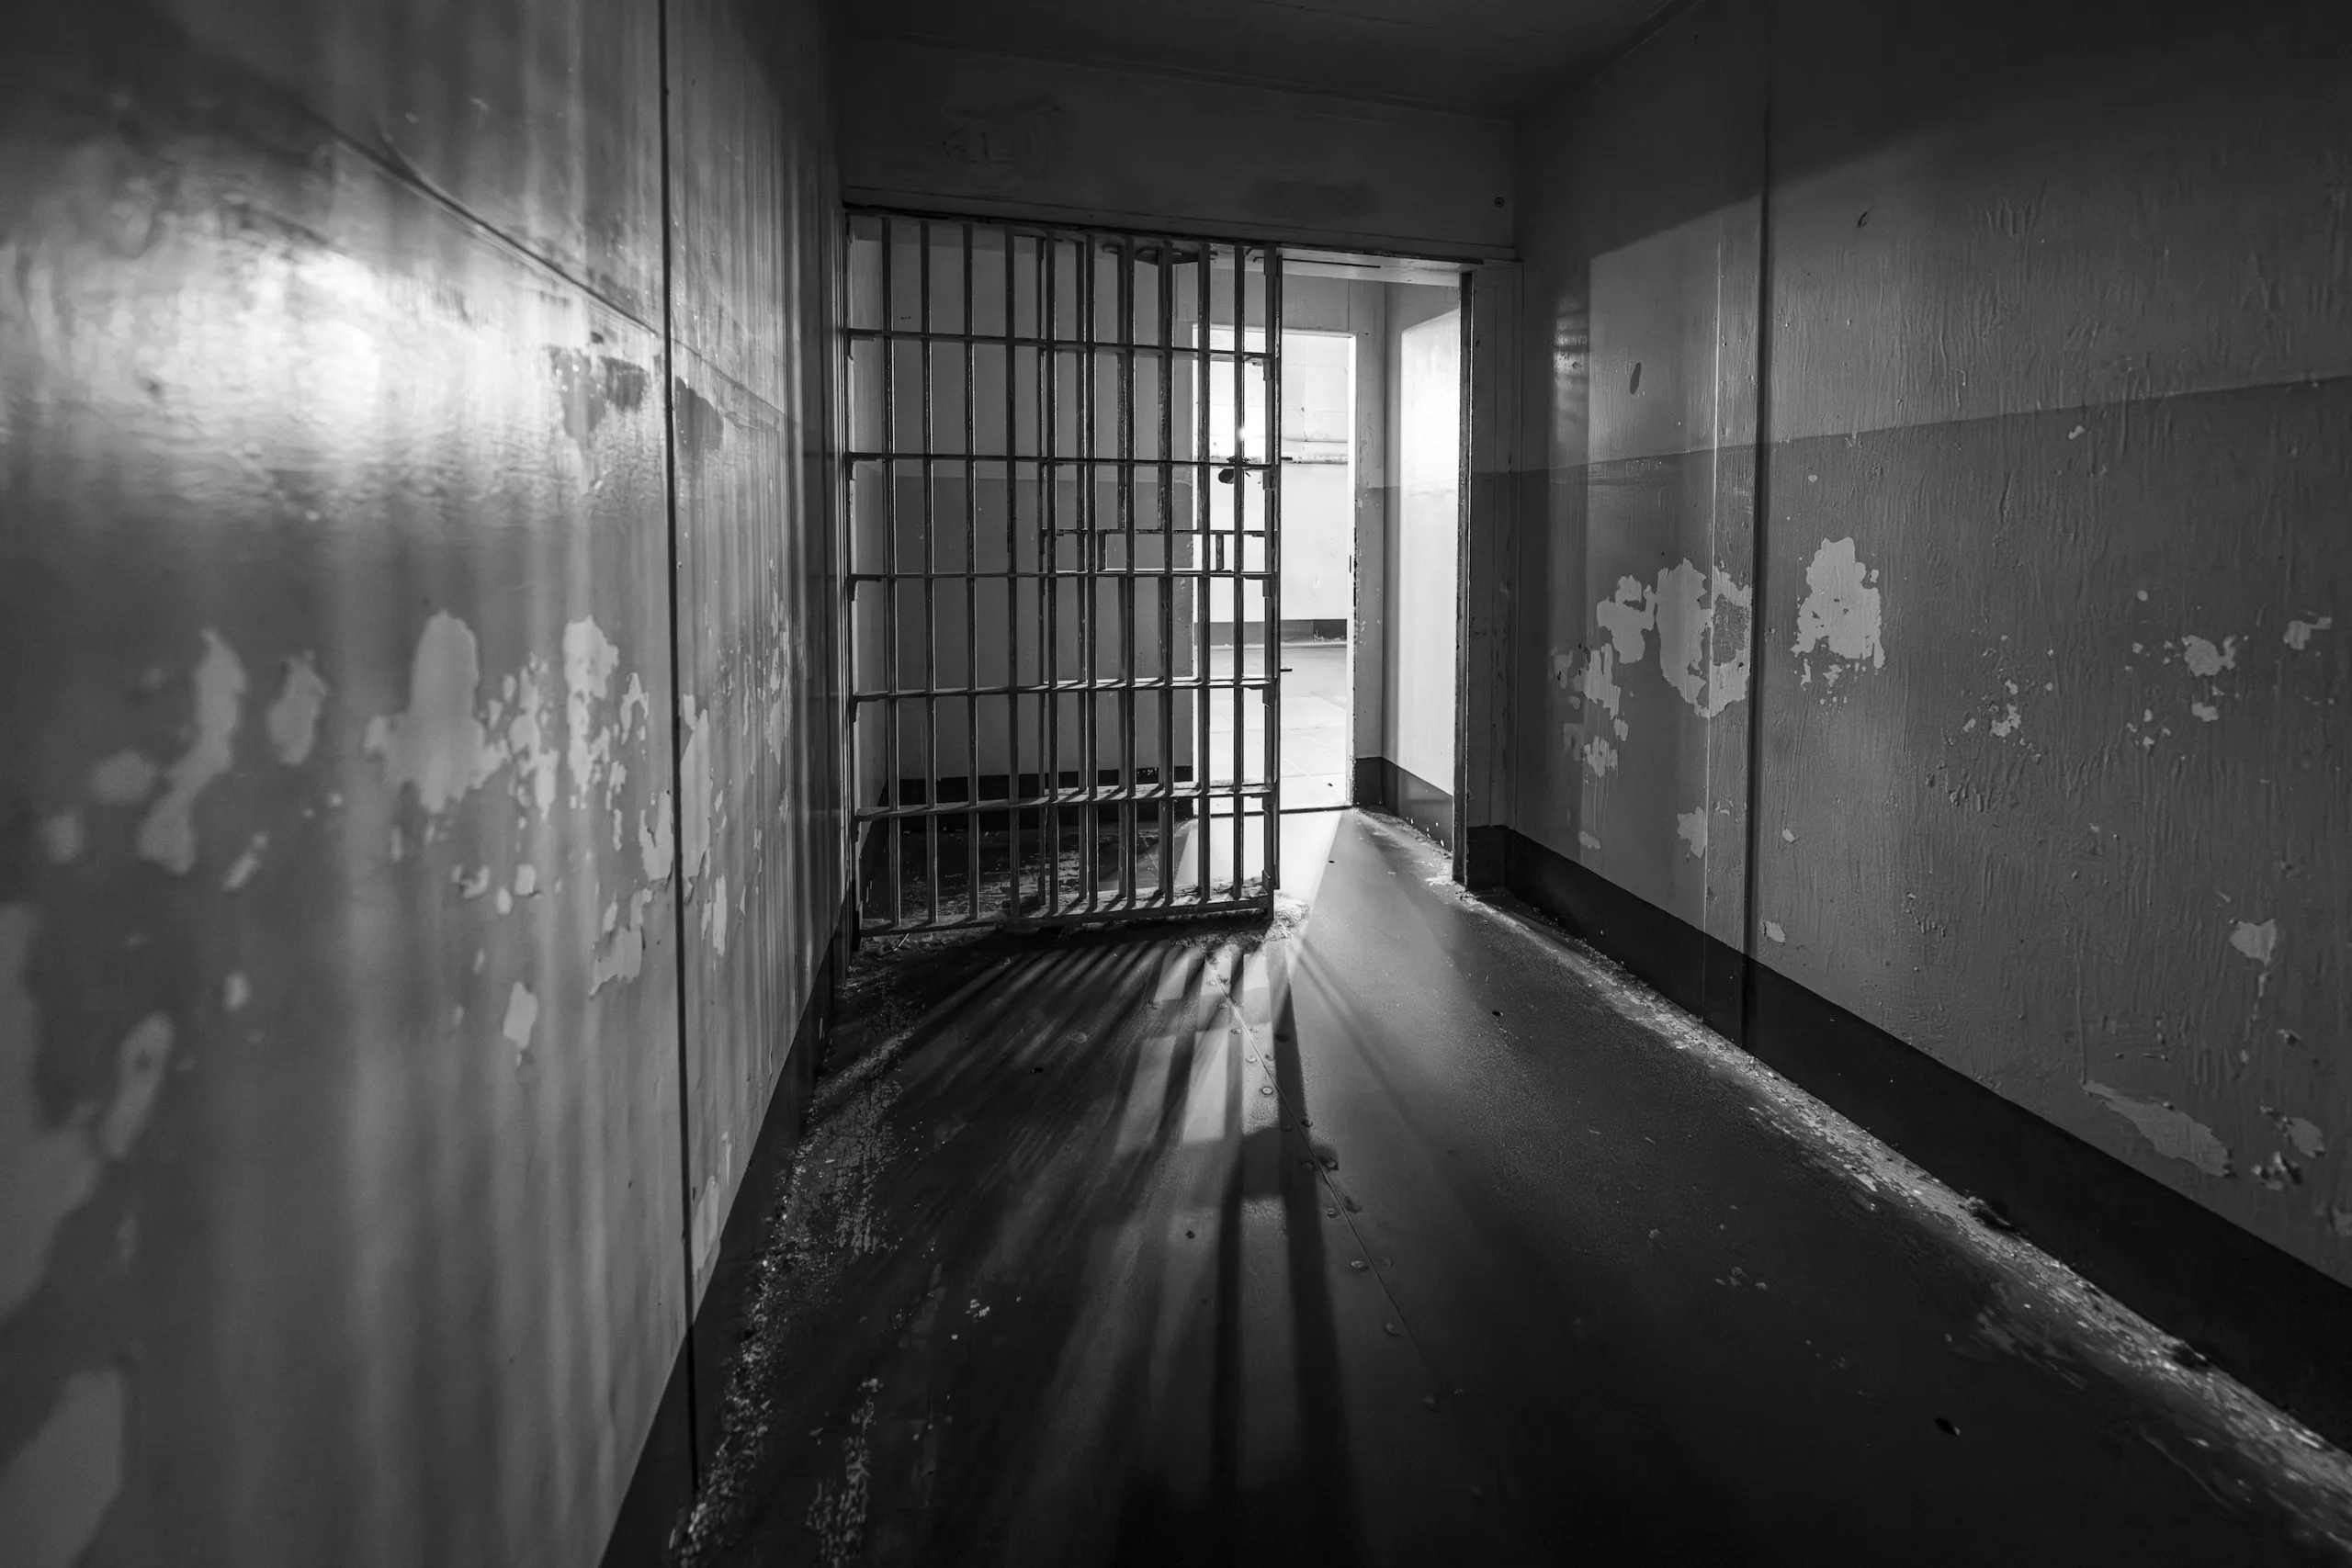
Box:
xmin=0 ymin=1 xmax=841 ymax=1563
xmin=1513 ymin=0 xmax=2352 ymax=1284
xmin=1395 ymin=311 xmax=1463 ymax=791
xmin=835 ymin=38 xmax=1516 ymax=261
xmin=1274 ymin=333 xmax=1355 ymax=626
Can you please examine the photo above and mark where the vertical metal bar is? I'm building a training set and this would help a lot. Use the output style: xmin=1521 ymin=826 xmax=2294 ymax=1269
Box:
xmin=1158 ymin=241 xmax=1175 ymax=905
xmin=1042 ymin=232 xmax=1061 ymax=918
xmin=1119 ymin=235 xmax=1137 ymax=909
xmin=964 ymin=222 xmax=979 ymax=920
xmin=1228 ymin=243 xmax=1244 ymax=897
xmin=882 ymin=218 xmax=902 ymax=926
xmin=1266 ymin=248 xmax=1283 ymax=898
xmin=1005 ymin=226 xmax=1022 ymax=920
xmin=1195 ymin=243 xmax=1213 ymax=905
xmin=921 ymin=220 xmax=940 ymax=927
xmin=1079 ymin=235 xmax=1098 ymax=911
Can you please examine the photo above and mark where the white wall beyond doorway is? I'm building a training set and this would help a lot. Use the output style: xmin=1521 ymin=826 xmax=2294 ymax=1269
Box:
xmin=1395 ymin=309 xmax=1461 ymax=796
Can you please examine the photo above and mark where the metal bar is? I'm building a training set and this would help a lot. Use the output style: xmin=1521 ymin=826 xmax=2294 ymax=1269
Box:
xmin=921 ymin=220 xmax=940 ymax=929
xmin=1158 ymin=239 xmax=1176 ymax=905
xmin=854 ymin=781 xmax=1273 ymax=823
xmin=1004 ymin=227 xmax=1022 ymax=920
xmin=1042 ymin=234 xmax=1061 ymax=918
xmin=1079 ymin=235 xmax=1098 ymax=911
xmin=846 ymin=451 xmax=1276 ymax=469
xmin=1266 ymin=247 xmax=1283 ymax=895
xmin=882 ymin=217 xmax=902 ymax=926
xmin=1230 ymin=243 xmax=1245 ymax=896
xmin=964 ymin=222 xmax=980 ymax=919
xmin=849 ymin=567 xmax=1273 ymax=585
xmin=1119 ymin=235 xmax=1137 ymax=910
xmin=846 ymin=325 xmax=1268 ymax=359
xmin=856 ymin=886 xmax=1273 ymax=938
xmin=848 ymin=674 xmax=1277 ymax=702
xmin=1195 ymin=242 xmax=1213 ymax=905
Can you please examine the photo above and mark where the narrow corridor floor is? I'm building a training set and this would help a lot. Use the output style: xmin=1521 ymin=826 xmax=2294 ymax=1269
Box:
xmin=677 ymin=811 xmax=2352 ymax=1566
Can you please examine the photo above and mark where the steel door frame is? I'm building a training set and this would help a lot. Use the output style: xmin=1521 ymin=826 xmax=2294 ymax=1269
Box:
xmin=842 ymin=212 xmax=1283 ymax=934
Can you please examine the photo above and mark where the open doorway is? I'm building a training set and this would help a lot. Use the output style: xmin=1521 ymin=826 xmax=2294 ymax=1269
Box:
xmin=1272 ymin=254 xmax=1466 ymax=847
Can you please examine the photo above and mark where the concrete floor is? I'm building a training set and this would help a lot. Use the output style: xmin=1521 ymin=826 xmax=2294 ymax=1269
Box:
xmin=1207 ymin=638 xmax=1351 ymax=814
xmin=677 ymin=811 xmax=2352 ymax=1566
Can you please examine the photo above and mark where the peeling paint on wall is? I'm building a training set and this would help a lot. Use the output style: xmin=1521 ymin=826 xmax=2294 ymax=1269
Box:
xmin=137 ymin=629 xmax=246 ymax=874
xmin=2180 ymin=634 xmax=2238 ymax=678
xmin=1677 ymin=807 xmax=1709 ymax=858
xmin=2283 ymin=616 xmax=2332 ymax=650
xmin=1791 ymin=538 xmax=1884 ymax=692
xmin=366 ymin=613 xmax=505 ymax=816
xmin=502 ymin=983 xmax=539 ymax=1065
xmin=265 ymin=655 xmax=329 ymax=765
xmin=97 ymin=1015 xmax=175 ymax=1160
xmin=1655 ymin=560 xmax=1753 ymax=717
xmin=2086 ymin=1083 xmax=2233 ymax=1178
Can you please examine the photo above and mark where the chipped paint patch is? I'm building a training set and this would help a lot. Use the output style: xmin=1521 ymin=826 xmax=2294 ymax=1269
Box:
xmin=562 ymin=618 xmax=620 ymax=804
xmin=38 ymin=811 xmax=83 ymax=865
xmin=265 ymin=655 xmax=329 ymax=765
xmin=641 ymin=793 xmax=676 ymax=883
xmin=1991 ymin=705 xmax=2022 ymax=738
xmin=1792 ymin=538 xmax=1884 ymax=691
xmin=87 ymin=752 xmax=156 ymax=806
xmin=2180 ymin=635 xmax=2238 ymax=678
xmin=2265 ymin=1111 xmax=2325 ymax=1160
xmin=502 ymin=983 xmax=538 ymax=1063
xmin=1580 ymin=736 xmax=1617 ymax=776
xmin=1548 ymin=647 xmax=1576 ymax=688
xmin=1763 ymin=919 xmax=1786 ymax=944
xmin=1655 ymin=559 xmax=1752 ymax=717
xmin=681 ymin=696 xmax=713 ymax=888
xmin=2086 ymin=1082 xmax=2232 ymax=1178
xmin=366 ymin=613 xmax=505 ymax=815
xmin=1677 ymin=808 xmax=1708 ymax=859
xmin=0 ymin=1367 xmax=125 ymax=1568
xmin=708 ymin=874 xmax=731 ymax=958
xmin=1577 ymin=829 xmax=1601 ymax=852
xmin=138 ymin=629 xmax=246 ymax=873
xmin=2190 ymin=702 xmax=2220 ymax=723
xmin=222 ymin=833 xmax=266 ymax=891
xmin=1595 ymin=575 xmax=1654 ymax=662
xmin=2284 ymin=616 xmax=2332 ymax=650
xmin=505 ymin=665 xmax=559 ymax=816
xmin=223 ymin=973 xmax=251 ymax=1011
xmin=594 ymin=891 xmax=656 ymax=993
xmin=2230 ymin=919 xmax=2278 ymax=968
xmin=96 ymin=1014 xmax=173 ymax=1159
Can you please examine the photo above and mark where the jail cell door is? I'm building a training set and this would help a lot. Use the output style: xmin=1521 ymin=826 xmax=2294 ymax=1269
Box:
xmin=844 ymin=215 xmax=1283 ymax=933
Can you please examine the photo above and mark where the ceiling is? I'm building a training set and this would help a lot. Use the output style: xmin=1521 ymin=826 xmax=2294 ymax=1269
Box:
xmin=831 ymin=0 xmax=1677 ymax=117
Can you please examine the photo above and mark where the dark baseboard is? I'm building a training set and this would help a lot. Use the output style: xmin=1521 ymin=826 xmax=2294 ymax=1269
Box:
xmin=601 ymin=893 xmax=853 ymax=1567
xmin=1461 ymin=824 xmax=1508 ymax=891
xmin=1499 ymin=828 xmax=2352 ymax=1454
xmin=1353 ymin=758 xmax=1453 ymax=849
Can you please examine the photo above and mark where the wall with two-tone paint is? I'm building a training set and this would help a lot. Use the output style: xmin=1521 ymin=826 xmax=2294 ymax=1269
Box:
xmin=1513 ymin=0 xmax=2352 ymax=1285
